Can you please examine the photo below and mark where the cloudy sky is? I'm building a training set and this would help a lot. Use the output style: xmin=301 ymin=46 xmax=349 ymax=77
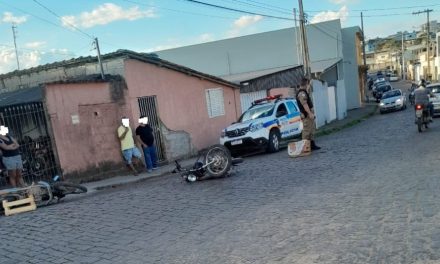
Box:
xmin=0 ymin=0 xmax=438 ymax=74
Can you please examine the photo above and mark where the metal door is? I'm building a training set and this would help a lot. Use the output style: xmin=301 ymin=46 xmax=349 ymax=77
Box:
xmin=0 ymin=102 xmax=60 ymax=186
xmin=137 ymin=96 xmax=166 ymax=162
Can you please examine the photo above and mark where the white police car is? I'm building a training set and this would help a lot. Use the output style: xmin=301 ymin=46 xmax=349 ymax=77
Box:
xmin=220 ymin=95 xmax=303 ymax=155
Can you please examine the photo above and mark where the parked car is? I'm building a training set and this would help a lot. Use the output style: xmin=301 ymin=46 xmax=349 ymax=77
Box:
xmin=379 ymin=89 xmax=407 ymax=114
xmin=220 ymin=95 xmax=302 ymax=156
xmin=373 ymin=83 xmax=392 ymax=102
xmin=389 ymin=74 xmax=399 ymax=82
xmin=427 ymin=82 xmax=440 ymax=116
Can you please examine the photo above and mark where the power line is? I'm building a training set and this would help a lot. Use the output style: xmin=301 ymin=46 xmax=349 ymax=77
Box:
xmin=122 ymin=0 xmax=239 ymax=20
xmin=179 ymin=0 xmax=295 ymax=21
xmin=240 ymin=0 xmax=291 ymax=13
xmin=305 ymin=3 xmax=440 ymax=13
xmin=226 ymin=0 xmax=292 ymax=15
xmin=31 ymin=0 xmax=94 ymax=39
xmin=0 ymin=0 xmax=92 ymax=41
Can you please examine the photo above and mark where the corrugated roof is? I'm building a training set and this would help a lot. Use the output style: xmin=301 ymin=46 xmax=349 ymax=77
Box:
xmin=220 ymin=65 xmax=297 ymax=83
xmin=310 ymin=58 xmax=341 ymax=73
xmin=220 ymin=58 xmax=340 ymax=84
xmin=0 ymin=86 xmax=43 ymax=107
xmin=0 ymin=50 xmax=240 ymax=89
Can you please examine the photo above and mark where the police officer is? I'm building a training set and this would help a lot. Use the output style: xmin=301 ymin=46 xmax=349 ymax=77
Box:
xmin=296 ymin=77 xmax=321 ymax=151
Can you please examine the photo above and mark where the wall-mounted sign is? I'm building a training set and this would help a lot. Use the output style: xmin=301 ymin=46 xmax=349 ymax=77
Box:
xmin=71 ymin=114 xmax=80 ymax=125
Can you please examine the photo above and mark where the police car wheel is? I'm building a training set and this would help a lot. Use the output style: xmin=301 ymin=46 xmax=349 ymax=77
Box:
xmin=267 ymin=130 xmax=280 ymax=153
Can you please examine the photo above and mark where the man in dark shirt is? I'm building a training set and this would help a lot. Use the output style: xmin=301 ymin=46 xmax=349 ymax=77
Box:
xmin=135 ymin=116 xmax=158 ymax=172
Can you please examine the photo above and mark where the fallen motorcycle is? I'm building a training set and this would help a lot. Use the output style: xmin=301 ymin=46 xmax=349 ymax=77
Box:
xmin=0 ymin=175 xmax=87 ymax=213
xmin=173 ymin=144 xmax=243 ymax=182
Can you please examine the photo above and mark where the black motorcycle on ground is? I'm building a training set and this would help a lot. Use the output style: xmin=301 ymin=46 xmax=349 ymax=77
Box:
xmin=173 ymin=144 xmax=243 ymax=182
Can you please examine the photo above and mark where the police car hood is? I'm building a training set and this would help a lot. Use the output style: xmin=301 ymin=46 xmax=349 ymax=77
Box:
xmin=225 ymin=120 xmax=258 ymax=131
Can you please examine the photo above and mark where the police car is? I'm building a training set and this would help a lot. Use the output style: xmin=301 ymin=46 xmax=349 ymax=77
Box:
xmin=220 ymin=95 xmax=303 ymax=155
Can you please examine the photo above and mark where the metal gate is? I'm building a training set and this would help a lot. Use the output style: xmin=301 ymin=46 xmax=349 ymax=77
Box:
xmin=0 ymin=102 xmax=59 ymax=187
xmin=138 ymin=96 xmax=166 ymax=162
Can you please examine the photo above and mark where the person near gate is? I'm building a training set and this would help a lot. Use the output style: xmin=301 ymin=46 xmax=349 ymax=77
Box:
xmin=136 ymin=116 xmax=158 ymax=173
xmin=0 ymin=125 xmax=25 ymax=187
xmin=117 ymin=117 xmax=143 ymax=176
xmin=296 ymin=78 xmax=321 ymax=151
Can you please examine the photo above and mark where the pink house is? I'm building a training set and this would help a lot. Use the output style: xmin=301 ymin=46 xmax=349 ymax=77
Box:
xmin=0 ymin=51 xmax=241 ymax=182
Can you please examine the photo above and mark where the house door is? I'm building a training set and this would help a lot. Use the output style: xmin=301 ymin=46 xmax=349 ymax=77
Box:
xmin=137 ymin=96 xmax=166 ymax=162
xmin=0 ymin=102 xmax=60 ymax=186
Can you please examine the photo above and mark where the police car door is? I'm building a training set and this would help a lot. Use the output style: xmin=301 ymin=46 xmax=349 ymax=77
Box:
xmin=275 ymin=102 xmax=289 ymax=138
xmin=286 ymin=101 xmax=301 ymax=137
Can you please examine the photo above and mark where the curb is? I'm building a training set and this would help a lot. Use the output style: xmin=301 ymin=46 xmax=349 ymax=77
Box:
xmin=315 ymin=105 xmax=378 ymax=137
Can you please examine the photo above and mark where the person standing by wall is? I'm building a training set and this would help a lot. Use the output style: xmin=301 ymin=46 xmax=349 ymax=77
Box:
xmin=136 ymin=116 xmax=158 ymax=173
xmin=0 ymin=125 xmax=25 ymax=187
xmin=296 ymin=78 xmax=321 ymax=151
xmin=117 ymin=117 xmax=143 ymax=176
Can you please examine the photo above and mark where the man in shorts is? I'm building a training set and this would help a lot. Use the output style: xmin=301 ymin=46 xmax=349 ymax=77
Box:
xmin=117 ymin=117 xmax=142 ymax=176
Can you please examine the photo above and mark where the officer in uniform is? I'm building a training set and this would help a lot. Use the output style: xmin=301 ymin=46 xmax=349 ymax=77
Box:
xmin=296 ymin=77 xmax=321 ymax=151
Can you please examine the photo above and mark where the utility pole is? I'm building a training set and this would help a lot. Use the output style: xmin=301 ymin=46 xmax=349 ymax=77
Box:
xmin=361 ymin=12 xmax=367 ymax=67
xmin=360 ymin=12 xmax=368 ymax=102
xmin=413 ymin=9 xmax=433 ymax=81
xmin=298 ymin=0 xmax=311 ymax=79
xmin=401 ymin=32 xmax=405 ymax=80
xmin=94 ymin=38 xmax=105 ymax=80
xmin=12 ymin=24 xmax=20 ymax=70
xmin=293 ymin=8 xmax=302 ymax=66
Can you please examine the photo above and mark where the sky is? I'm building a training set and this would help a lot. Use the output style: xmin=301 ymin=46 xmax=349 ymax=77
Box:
xmin=0 ymin=0 xmax=439 ymax=74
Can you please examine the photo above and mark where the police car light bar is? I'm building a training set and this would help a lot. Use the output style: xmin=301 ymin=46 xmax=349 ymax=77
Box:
xmin=252 ymin=94 xmax=283 ymax=105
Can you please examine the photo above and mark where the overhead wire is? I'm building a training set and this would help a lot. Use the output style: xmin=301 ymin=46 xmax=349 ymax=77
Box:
xmin=31 ymin=0 xmax=94 ymax=39
xmin=178 ymin=0 xmax=295 ymax=21
xmin=121 ymin=0 xmax=240 ymax=20
xmin=226 ymin=0 xmax=292 ymax=16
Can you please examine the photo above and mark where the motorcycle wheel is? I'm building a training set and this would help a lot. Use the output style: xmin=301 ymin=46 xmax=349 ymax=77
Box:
xmin=417 ymin=118 xmax=422 ymax=133
xmin=53 ymin=182 xmax=87 ymax=195
xmin=204 ymin=144 xmax=232 ymax=178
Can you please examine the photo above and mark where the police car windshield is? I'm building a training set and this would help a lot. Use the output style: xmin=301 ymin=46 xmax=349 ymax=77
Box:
xmin=239 ymin=104 xmax=274 ymax=122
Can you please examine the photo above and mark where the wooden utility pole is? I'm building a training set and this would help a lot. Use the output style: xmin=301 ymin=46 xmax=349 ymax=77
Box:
xmin=298 ymin=0 xmax=311 ymax=79
xmin=12 ymin=24 xmax=20 ymax=70
xmin=413 ymin=9 xmax=433 ymax=80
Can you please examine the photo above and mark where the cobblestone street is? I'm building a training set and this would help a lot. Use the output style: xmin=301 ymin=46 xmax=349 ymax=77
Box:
xmin=3 ymin=81 xmax=440 ymax=263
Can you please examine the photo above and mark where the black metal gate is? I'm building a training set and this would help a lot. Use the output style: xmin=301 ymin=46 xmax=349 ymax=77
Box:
xmin=138 ymin=96 xmax=166 ymax=162
xmin=0 ymin=102 xmax=59 ymax=187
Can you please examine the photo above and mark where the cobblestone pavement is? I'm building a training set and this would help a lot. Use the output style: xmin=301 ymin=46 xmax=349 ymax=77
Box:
xmin=3 ymin=81 xmax=440 ymax=264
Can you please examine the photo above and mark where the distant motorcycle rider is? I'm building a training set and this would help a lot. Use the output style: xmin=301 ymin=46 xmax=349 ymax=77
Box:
xmin=414 ymin=79 xmax=434 ymax=122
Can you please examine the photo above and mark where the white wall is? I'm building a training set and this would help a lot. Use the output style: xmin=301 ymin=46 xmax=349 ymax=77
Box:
xmin=311 ymin=80 xmax=337 ymax=128
xmin=156 ymin=20 xmax=343 ymax=78
xmin=342 ymin=27 xmax=361 ymax=110
xmin=336 ymin=80 xmax=347 ymax=120
xmin=239 ymin=90 xmax=267 ymax=114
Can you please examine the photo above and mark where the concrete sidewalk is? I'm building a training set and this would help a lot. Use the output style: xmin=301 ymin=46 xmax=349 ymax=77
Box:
xmin=81 ymin=103 xmax=378 ymax=194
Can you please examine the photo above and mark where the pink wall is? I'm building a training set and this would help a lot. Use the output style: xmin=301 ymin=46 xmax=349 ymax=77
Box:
xmin=44 ymin=83 xmax=128 ymax=175
xmin=124 ymin=59 xmax=241 ymax=150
